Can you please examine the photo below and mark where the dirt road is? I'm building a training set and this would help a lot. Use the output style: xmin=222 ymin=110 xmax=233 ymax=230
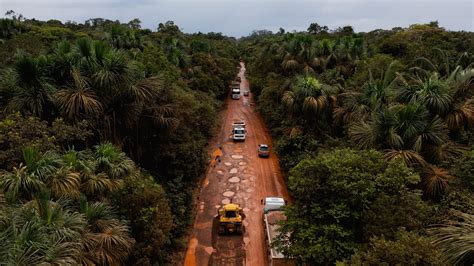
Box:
xmin=184 ymin=62 xmax=290 ymax=266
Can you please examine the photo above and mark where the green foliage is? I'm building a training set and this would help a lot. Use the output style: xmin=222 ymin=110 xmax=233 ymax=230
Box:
xmin=243 ymin=20 xmax=473 ymax=265
xmin=274 ymin=149 xmax=428 ymax=264
xmin=0 ymin=113 xmax=92 ymax=170
xmin=112 ymin=174 xmax=174 ymax=264
xmin=452 ymin=148 xmax=474 ymax=191
xmin=0 ymin=144 xmax=176 ymax=264
xmin=348 ymin=230 xmax=442 ymax=265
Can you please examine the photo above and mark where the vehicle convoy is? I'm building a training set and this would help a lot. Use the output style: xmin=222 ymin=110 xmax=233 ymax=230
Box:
xmin=263 ymin=197 xmax=295 ymax=266
xmin=217 ymin=203 xmax=243 ymax=234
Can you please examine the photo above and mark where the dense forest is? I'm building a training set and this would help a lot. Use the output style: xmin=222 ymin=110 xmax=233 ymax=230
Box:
xmin=0 ymin=12 xmax=238 ymax=264
xmin=242 ymin=22 xmax=474 ymax=264
xmin=1 ymin=10 xmax=474 ymax=265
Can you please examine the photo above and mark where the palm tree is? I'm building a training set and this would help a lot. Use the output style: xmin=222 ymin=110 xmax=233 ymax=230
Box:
xmin=282 ymin=76 xmax=336 ymax=119
xmin=81 ymin=221 xmax=135 ymax=265
xmin=50 ymin=40 xmax=77 ymax=82
xmin=54 ymin=68 xmax=103 ymax=121
xmin=0 ymin=165 xmax=45 ymax=201
xmin=60 ymin=148 xmax=122 ymax=198
xmin=414 ymin=48 xmax=470 ymax=78
xmin=78 ymin=197 xmax=135 ymax=265
xmin=397 ymin=72 xmax=453 ymax=116
xmin=430 ymin=211 xmax=474 ymax=264
xmin=278 ymin=35 xmax=325 ymax=75
xmin=334 ymin=60 xmax=400 ymax=124
xmin=326 ymin=37 xmax=366 ymax=77
xmin=406 ymin=51 xmax=474 ymax=130
xmin=94 ymin=143 xmax=135 ymax=179
xmin=20 ymin=195 xmax=86 ymax=242
xmin=0 ymin=147 xmax=84 ymax=201
xmin=421 ymin=165 xmax=451 ymax=199
xmin=80 ymin=172 xmax=121 ymax=197
xmin=46 ymin=167 xmax=81 ymax=200
xmin=79 ymin=197 xmax=115 ymax=230
xmin=0 ymin=54 xmax=55 ymax=116
xmin=22 ymin=146 xmax=59 ymax=181
xmin=349 ymin=103 xmax=449 ymax=166
xmin=0 ymin=197 xmax=85 ymax=264
xmin=443 ymin=67 xmax=474 ymax=130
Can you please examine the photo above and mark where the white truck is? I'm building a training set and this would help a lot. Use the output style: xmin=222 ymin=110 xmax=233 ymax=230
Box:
xmin=231 ymin=121 xmax=246 ymax=141
xmin=231 ymin=88 xmax=240 ymax=99
xmin=231 ymin=82 xmax=241 ymax=100
xmin=231 ymin=127 xmax=246 ymax=141
xmin=232 ymin=121 xmax=246 ymax=130
xmin=263 ymin=197 xmax=295 ymax=266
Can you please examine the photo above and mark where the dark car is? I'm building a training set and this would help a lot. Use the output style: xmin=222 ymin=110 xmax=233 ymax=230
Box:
xmin=258 ymin=144 xmax=270 ymax=157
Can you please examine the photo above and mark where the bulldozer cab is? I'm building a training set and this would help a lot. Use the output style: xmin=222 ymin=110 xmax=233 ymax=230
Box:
xmin=217 ymin=203 xmax=243 ymax=234
xmin=218 ymin=203 xmax=241 ymax=219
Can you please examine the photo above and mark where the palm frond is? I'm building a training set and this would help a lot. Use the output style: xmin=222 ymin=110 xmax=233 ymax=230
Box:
xmin=422 ymin=166 xmax=451 ymax=199
xmin=430 ymin=211 xmax=474 ymax=264
xmin=55 ymin=68 xmax=103 ymax=121
xmin=349 ymin=121 xmax=378 ymax=149
xmin=47 ymin=167 xmax=81 ymax=200
xmin=383 ymin=149 xmax=427 ymax=167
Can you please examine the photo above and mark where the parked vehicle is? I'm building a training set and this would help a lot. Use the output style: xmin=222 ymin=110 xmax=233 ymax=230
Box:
xmin=258 ymin=144 xmax=270 ymax=157
xmin=244 ymin=90 xmax=249 ymax=96
xmin=262 ymin=197 xmax=295 ymax=266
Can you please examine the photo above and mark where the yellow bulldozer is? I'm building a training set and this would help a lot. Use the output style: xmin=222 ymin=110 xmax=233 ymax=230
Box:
xmin=217 ymin=203 xmax=243 ymax=235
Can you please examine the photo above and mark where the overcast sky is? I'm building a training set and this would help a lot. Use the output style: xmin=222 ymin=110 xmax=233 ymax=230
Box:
xmin=1 ymin=0 xmax=473 ymax=37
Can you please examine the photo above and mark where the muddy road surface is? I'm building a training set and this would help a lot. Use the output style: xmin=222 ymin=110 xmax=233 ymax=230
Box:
xmin=184 ymin=63 xmax=290 ymax=266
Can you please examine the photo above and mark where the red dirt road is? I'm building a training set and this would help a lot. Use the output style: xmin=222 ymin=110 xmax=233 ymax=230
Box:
xmin=184 ymin=63 xmax=290 ymax=266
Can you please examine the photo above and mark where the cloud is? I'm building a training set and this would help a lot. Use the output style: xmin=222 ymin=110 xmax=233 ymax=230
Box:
xmin=1 ymin=0 xmax=472 ymax=36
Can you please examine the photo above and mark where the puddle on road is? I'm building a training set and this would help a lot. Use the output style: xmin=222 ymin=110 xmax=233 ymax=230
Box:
xmin=229 ymin=176 xmax=240 ymax=183
xmin=238 ymin=162 xmax=247 ymax=166
xmin=223 ymin=191 xmax=235 ymax=197
xmin=243 ymin=207 xmax=250 ymax=213
xmin=217 ymin=170 xmax=224 ymax=175
xmin=230 ymin=168 xmax=238 ymax=174
xmin=231 ymin=155 xmax=244 ymax=159
xmin=224 ymin=162 xmax=232 ymax=166
xmin=246 ymin=188 xmax=253 ymax=193
xmin=222 ymin=198 xmax=230 ymax=204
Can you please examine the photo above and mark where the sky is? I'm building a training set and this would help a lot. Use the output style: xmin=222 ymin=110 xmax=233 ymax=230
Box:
xmin=1 ymin=0 xmax=473 ymax=37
